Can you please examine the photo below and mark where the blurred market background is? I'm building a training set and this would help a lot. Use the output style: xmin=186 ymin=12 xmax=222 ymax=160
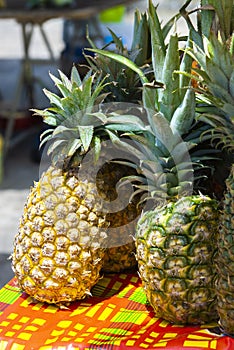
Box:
xmin=0 ymin=0 xmax=198 ymax=287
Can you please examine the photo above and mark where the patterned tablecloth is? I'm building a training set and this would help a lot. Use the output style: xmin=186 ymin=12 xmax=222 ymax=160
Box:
xmin=0 ymin=273 xmax=233 ymax=350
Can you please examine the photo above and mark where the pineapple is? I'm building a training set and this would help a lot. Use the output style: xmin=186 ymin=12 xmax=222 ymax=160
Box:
xmin=11 ymin=68 xmax=140 ymax=303
xmin=96 ymin=161 xmax=140 ymax=273
xmin=136 ymin=194 xmax=219 ymax=324
xmin=12 ymin=165 xmax=107 ymax=304
xmin=131 ymin=110 xmax=219 ymax=324
xmin=11 ymin=69 xmax=108 ymax=304
xmin=115 ymin=105 xmax=219 ymax=325
xmin=94 ymin=0 xmax=220 ymax=324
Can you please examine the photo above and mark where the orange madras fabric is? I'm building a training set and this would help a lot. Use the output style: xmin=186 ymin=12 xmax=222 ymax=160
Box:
xmin=0 ymin=273 xmax=233 ymax=350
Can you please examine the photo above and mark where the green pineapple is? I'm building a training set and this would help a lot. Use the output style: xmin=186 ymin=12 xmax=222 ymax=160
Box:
xmin=136 ymin=195 xmax=219 ymax=324
xmin=128 ymin=111 xmax=219 ymax=324
xmin=93 ymin=0 xmax=220 ymax=324
xmin=193 ymin=42 xmax=234 ymax=333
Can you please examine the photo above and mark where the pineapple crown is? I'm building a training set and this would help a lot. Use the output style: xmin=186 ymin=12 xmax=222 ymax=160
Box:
xmin=32 ymin=67 xmax=112 ymax=167
xmin=186 ymin=34 xmax=234 ymax=153
xmin=32 ymin=67 xmax=109 ymax=128
xmin=85 ymin=8 xmax=152 ymax=103
xmin=32 ymin=67 xmax=147 ymax=169
xmin=180 ymin=0 xmax=234 ymax=154
xmin=86 ymin=0 xmax=183 ymax=104
xmin=31 ymin=0 xmax=189 ymax=173
xmin=86 ymin=0 xmax=219 ymax=202
xmin=180 ymin=0 xmax=234 ymax=47
xmin=108 ymin=113 xmax=195 ymax=205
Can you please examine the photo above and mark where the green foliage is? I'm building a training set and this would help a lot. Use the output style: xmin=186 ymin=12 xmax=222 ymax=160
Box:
xmin=86 ymin=9 xmax=151 ymax=103
xmin=180 ymin=0 xmax=234 ymax=45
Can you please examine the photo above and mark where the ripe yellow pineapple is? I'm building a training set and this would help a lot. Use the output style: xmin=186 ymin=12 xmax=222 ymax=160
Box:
xmin=11 ymin=70 xmax=111 ymax=304
xmin=12 ymin=166 xmax=107 ymax=303
xmin=12 ymin=68 xmax=142 ymax=303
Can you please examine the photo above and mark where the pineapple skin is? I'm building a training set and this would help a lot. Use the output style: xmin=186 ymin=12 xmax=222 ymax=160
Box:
xmin=102 ymin=241 xmax=137 ymax=273
xmin=216 ymin=164 xmax=234 ymax=335
xmin=12 ymin=166 xmax=107 ymax=304
xmin=96 ymin=162 xmax=140 ymax=273
xmin=102 ymin=193 xmax=140 ymax=273
xmin=136 ymin=195 xmax=219 ymax=324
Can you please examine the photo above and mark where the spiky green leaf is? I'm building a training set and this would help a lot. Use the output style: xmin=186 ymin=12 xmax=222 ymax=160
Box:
xmin=78 ymin=125 xmax=94 ymax=152
xmin=179 ymin=32 xmax=193 ymax=96
xmin=159 ymin=33 xmax=181 ymax=120
xmin=142 ymin=84 xmax=159 ymax=111
xmin=93 ymin=136 xmax=101 ymax=163
xmin=199 ymin=0 xmax=215 ymax=38
xmin=43 ymin=89 xmax=64 ymax=109
xmin=58 ymin=69 xmax=73 ymax=91
xmin=170 ymin=89 xmax=196 ymax=136
xmin=67 ymin=139 xmax=82 ymax=158
xmin=71 ymin=66 xmax=82 ymax=86
xmin=87 ymin=48 xmax=148 ymax=85
xmin=131 ymin=10 xmax=150 ymax=66
xmin=150 ymin=112 xmax=180 ymax=153
xmin=47 ymin=139 xmax=67 ymax=156
xmin=148 ymin=0 xmax=166 ymax=81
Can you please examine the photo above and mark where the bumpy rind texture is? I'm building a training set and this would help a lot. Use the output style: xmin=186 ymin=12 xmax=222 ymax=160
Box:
xmin=12 ymin=166 xmax=107 ymax=304
xmin=96 ymin=162 xmax=140 ymax=273
xmin=136 ymin=195 xmax=219 ymax=325
xmin=216 ymin=164 xmax=234 ymax=336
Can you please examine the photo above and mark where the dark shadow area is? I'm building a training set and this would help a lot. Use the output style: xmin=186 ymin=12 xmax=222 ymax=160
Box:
xmin=0 ymin=253 xmax=14 ymax=288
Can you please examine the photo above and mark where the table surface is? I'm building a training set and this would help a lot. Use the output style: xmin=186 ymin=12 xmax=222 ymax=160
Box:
xmin=0 ymin=273 xmax=233 ymax=350
xmin=0 ymin=0 xmax=135 ymax=22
